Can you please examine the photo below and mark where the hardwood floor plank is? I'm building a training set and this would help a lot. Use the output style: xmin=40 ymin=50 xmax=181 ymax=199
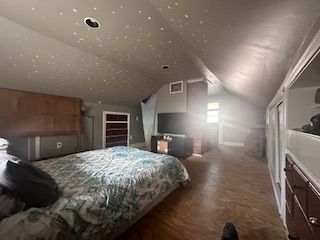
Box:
xmin=119 ymin=146 xmax=286 ymax=240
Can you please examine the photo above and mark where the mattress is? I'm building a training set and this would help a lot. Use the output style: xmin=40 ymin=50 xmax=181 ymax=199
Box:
xmin=0 ymin=146 xmax=189 ymax=239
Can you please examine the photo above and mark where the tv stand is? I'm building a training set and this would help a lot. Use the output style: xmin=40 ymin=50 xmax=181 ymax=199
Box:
xmin=151 ymin=135 xmax=193 ymax=158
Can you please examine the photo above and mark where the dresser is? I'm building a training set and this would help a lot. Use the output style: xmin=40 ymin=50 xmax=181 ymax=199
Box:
xmin=285 ymin=154 xmax=320 ymax=240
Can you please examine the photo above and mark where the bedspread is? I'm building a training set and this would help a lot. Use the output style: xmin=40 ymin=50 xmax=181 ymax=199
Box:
xmin=0 ymin=146 xmax=189 ymax=239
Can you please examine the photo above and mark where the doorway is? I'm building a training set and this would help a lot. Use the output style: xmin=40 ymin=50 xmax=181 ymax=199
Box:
xmin=276 ymin=103 xmax=284 ymax=187
xmin=272 ymin=101 xmax=285 ymax=213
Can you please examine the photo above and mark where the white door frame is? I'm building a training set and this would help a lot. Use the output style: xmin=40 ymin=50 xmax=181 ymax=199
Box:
xmin=102 ymin=111 xmax=130 ymax=148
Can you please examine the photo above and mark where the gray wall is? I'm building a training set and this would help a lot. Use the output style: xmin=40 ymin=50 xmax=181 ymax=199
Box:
xmin=6 ymin=102 xmax=145 ymax=160
xmin=154 ymin=80 xmax=265 ymax=146
xmin=8 ymin=135 xmax=78 ymax=160
xmin=81 ymin=102 xmax=145 ymax=150
xmin=156 ymin=81 xmax=187 ymax=113
xmin=154 ymin=81 xmax=188 ymax=134
xmin=40 ymin=135 xmax=78 ymax=159
xmin=7 ymin=137 xmax=34 ymax=160
xmin=208 ymin=94 xmax=265 ymax=145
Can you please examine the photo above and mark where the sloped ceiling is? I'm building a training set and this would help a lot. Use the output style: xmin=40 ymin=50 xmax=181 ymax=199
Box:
xmin=0 ymin=0 xmax=319 ymax=107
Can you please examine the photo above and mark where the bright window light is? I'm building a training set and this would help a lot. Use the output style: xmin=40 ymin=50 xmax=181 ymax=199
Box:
xmin=208 ymin=111 xmax=218 ymax=116
xmin=208 ymin=102 xmax=220 ymax=110
xmin=207 ymin=115 xmax=219 ymax=123
xmin=207 ymin=102 xmax=219 ymax=123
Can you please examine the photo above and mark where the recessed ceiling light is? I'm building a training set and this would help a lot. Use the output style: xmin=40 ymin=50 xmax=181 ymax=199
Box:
xmin=161 ymin=65 xmax=169 ymax=69
xmin=84 ymin=17 xmax=100 ymax=29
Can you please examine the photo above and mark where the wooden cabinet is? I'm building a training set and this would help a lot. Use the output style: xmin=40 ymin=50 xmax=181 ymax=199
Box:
xmin=0 ymin=88 xmax=81 ymax=138
xmin=285 ymin=154 xmax=320 ymax=240
xmin=308 ymin=185 xmax=320 ymax=238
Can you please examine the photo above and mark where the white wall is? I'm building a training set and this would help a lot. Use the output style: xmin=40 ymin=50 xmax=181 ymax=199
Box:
xmin=209 ymin=94 xmax=265 ymax=145
xmin=287 ymin=87 xmax=320 ymax=129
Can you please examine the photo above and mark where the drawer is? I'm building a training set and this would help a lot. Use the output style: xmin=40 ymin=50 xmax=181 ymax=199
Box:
xmin=286 ymin=204 xmax=298 ymax=240
xmin=293 ymin=165 xmax=308 ymax=213
xmin=307 ymin=184 xmax=320 ymax=238
xmin=285 ymin=156 xmax=294 ymax=184
xmin=293 ymin=196 xmax=315 ymax=240
xmin=286 ymin=178 xmax=294 ymax=214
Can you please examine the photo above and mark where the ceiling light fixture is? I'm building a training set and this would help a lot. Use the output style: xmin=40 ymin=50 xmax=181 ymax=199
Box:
xmin=161 ymin=65 xmax=169 ymax=69
xmin=84 ymin=17 xmax=100 ymax=28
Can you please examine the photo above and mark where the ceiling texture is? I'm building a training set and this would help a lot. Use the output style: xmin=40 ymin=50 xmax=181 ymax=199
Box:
xmin=0 ymin=0 xmax=319 ymax=107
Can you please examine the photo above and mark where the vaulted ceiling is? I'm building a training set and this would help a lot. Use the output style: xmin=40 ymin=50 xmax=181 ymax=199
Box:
xmin=0 ymin=0 xmax=319 ymax=107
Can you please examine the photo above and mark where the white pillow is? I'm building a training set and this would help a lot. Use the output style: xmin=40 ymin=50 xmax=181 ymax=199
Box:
xmin=0 ymin=138 xmax=8 ymax=152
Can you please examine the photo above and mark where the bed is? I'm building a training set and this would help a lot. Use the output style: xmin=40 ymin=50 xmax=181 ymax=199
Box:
xmin=0 ymin=146 xmax=189 ymax=240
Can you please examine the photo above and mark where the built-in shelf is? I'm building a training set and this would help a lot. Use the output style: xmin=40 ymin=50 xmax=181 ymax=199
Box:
xmin=287 ymin=130 xmax=320 ymax=190
xmin=310 ymin=104 xmax=320 ymax=109
xmin=289 ymin=129 xmax=320 ymax=140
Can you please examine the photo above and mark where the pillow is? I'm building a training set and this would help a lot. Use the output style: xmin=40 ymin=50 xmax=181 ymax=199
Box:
xmin=0 ymin=138 xmax=59 ymax=208
xmin=0 ymin=187 xmax=25 ymax=220
xmin=0 ymin=138 xmax=8 ymax=157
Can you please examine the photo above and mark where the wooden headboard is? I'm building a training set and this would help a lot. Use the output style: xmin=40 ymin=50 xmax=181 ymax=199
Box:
xmin=0 ymin=88 xmax=81 ymax=149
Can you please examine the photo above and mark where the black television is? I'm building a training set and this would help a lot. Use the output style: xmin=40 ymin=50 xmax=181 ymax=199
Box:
xmin=158 ymin=112 xmax=189 ymax=135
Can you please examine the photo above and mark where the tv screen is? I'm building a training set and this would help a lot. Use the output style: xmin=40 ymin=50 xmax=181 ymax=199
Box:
xmin=158 ymin=112 xmax=189 ymax=135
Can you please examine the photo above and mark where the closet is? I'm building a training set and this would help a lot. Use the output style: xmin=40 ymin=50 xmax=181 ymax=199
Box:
xmin=267 ymin=43 xmax=320 ymax=239
xmin=102 ymin=111 xmax=130 ymax=148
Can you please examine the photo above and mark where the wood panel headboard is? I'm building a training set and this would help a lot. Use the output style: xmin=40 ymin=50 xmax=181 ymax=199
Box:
xmin=0 ymin=88 xmax=81 ymax=149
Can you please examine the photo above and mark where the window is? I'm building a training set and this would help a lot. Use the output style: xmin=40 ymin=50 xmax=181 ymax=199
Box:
xmin=207 ymin=102 xmax=220 ymax=123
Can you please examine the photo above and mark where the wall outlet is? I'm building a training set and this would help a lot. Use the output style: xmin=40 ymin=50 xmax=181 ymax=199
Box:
xmin=56 ymin=142 xmax=62 ymax=149
xmin=135 ymin=116 xmax=139 ymax=121
xmin=130 ymin=135 xmax=133 ymax=140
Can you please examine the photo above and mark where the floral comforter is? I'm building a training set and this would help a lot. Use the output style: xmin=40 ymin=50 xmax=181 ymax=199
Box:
xmin=0 ymin=146 xmax=189 ymax=239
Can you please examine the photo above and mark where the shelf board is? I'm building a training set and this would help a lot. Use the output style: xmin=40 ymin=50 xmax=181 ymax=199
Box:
xmin=106 ymin=128 xmax=128 ymax=131
xmin=106 ymin=134 xmax=128 ymax=138
xmin=288 ymin=129 xmax=320 ymax=140
xmin=310 ymin=104 xmax=320 ymax=109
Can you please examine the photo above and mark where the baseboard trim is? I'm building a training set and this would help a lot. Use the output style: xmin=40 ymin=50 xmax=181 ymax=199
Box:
xmin=223 ymin=141 xmax=244 ymax=147
xmin=130 ymin=142 xmax=146 ymax=148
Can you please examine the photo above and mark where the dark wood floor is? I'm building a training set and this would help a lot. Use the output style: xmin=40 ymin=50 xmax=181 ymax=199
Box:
xmin=119 ymin=146 xmax=286 ymax=240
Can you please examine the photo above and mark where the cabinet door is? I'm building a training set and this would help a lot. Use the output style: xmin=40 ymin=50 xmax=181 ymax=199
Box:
xmin=285 ymin=156 xmax=294 ymax=184
xmin=293 ymin=196 xmax=315 ymax=240
xmin=293 ymin=165 xmax=308 ymax=213
xmin=286 ymin=205 xmax=298 ymax=239
xmin=307 ymin=185 xmax=320 ymax=238
xmin=286 ymin=179 xmax=294 ymax=214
